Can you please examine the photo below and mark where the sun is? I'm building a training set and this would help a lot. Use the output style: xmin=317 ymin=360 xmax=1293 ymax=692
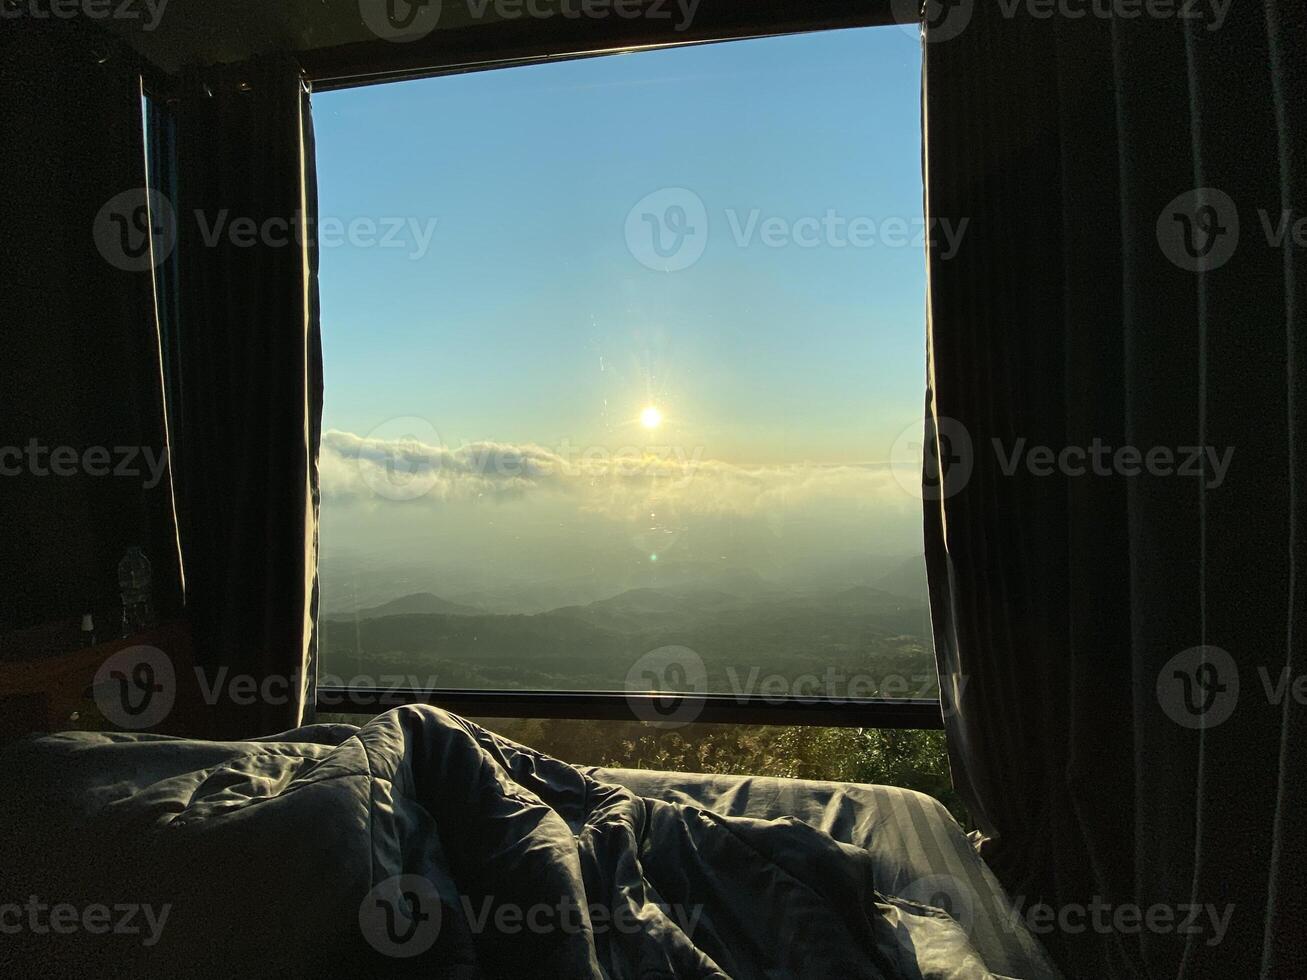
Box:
xmin=640 ymin=405 xmax=663 ymax=430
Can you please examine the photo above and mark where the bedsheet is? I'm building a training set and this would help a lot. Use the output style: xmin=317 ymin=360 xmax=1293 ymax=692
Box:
xmin=595 ymin=769 xmax=1061 ymax=979
xmin=1 ymin=707 xmax=1034 ymax=978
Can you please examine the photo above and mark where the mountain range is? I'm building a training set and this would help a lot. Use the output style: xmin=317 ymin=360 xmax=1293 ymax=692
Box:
xmin=319 ymin=580 xmax=934 ymax=696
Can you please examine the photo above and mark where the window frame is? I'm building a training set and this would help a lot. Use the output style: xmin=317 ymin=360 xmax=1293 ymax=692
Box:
xmin=316 ymin=685 xmax=945 ymax=728
xmin=309 ymin=10 xmax=941 ymax=731
xmin=304 ymin=1 xmax=901 ymax=92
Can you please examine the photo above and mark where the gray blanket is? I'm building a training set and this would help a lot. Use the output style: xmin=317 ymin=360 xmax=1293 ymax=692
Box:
xmin=0 ymin=706 xmax=997 ymax=978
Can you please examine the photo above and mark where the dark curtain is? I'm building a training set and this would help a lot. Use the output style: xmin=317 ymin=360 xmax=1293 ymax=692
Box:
xmin=0 ymin=21 xmax=183 ymax=638
xmin=922 ymin=3 xmax=1304 ymax=977
xmin=167 ymin=57 xmax=322 ymax=737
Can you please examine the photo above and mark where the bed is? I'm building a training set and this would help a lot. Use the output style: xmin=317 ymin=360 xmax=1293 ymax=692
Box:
xmin=595 ymin=769 xmax=1060 ymax=979
xmin=0 ymin=706 xmax=1059 ymax=978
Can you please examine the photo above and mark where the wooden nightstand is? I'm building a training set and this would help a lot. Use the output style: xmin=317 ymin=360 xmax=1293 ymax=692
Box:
xmin=0 ymin=621 xmax=195 ymax=741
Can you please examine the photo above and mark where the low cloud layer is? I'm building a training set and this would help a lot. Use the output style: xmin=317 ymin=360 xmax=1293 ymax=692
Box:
xmin=321 ymin=428 xmax=914 ymax=520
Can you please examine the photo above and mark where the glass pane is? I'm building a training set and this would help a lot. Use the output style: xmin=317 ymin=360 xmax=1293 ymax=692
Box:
xmin=315 ymin=27 xmax=934 ymax=701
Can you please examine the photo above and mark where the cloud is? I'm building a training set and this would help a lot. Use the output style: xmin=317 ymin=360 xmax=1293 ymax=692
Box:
xmin=320 ymin=428 xmax=914 ymax=520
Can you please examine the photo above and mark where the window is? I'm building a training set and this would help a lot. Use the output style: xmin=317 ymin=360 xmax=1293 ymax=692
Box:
xmin=314 ymin=27 xmax=935 ymax=721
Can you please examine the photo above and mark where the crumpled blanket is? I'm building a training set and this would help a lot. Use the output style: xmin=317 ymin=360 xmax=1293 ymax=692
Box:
xmin=0 ymin=706 xmax=995 ymax=979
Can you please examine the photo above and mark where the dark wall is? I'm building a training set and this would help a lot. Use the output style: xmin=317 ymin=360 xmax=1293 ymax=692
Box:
xmin=0 ymin=19 xmax=181 ymax=646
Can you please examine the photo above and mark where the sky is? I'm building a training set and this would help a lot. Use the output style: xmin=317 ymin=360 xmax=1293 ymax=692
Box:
xmin=312 ymin=27 xmax=928 ymax=607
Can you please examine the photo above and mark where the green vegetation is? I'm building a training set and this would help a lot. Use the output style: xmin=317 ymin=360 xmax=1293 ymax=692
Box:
xmin=470 ymin=717 xmax=967 ymax=826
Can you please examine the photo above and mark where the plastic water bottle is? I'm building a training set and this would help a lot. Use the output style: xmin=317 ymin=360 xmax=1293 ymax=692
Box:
xmin=80 ymin=612 xmax=97 ymax=648
xmin=118 ymin=546 xmax=156 ymax=636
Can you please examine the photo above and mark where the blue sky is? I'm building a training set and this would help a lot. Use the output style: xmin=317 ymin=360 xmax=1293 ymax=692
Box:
xmin=312 ymin=28 xmax=930 ymax=607
xmin=314 ymin=27 xmax=925 ymax=468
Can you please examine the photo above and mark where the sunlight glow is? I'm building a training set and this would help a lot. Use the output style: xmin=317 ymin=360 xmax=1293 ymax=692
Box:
xmin=640 ymin=406 xmax=663 ymax=430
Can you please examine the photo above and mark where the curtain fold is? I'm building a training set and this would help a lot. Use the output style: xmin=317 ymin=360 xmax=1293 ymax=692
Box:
xmin=167 ymin=57 xmax=322 ymax=737
xmin=0 ymin=21 xmax=184 ymax=634
xmin=922 ymin=4 xmax=1304 ymax=977
xmin=1260 ymin=6 xmax=1307 ymax=970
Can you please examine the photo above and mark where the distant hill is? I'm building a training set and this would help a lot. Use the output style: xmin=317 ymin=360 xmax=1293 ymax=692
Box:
xmin=318 ymin=581 xmax=934 ymax=695
xmin=546 ymin=582 xmax=925 ymax=645
xmin=448 ymin=562 xmax=781 ymax=616
xmin=324 ymin=592 xmax=483 ymax=620
xmin=553 ymin=587 xmax=751 ymax=632
xmin=767 ymin=585 xmax=914 ymax=614
xmin=868 ymin=556 xmax=930 ymax=601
